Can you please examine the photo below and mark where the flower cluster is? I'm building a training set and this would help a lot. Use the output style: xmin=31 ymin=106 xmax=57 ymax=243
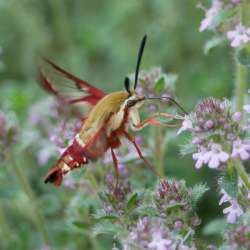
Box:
xmin=99 ymin=178 xmax=133 ymax=215
xmin=179 ymin=97 xmax=250 ymax=170
xmin=199 ymin=0 xmax=250 ymax=48
xmin=129 ymin=67 xmax=177 ymax=113
xmin=179 ymin=97 xmax=250 ymax=225
xmin=155 ymin=180 xmax=202 ymax=229
xmin=122 ymin=217 xmax=194 ymax=250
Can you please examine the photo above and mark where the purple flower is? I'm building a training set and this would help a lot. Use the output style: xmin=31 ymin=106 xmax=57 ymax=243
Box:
xmin=232 ymin=112 xmax=242 ymax=122
xmin=243 ymin=104 xmax=250 ymax=113
xmin=148 ymin=231 xmax=172 ymax=250
xmin=193 ymin=144 xmax=229 ymax=169
xmin=148 ymin=103 xmax=157 ymax=113
xmin=227 ymin=24 xmax=250 ymax=48
xmin=199 ymin=0 xmax=222 ymax=32
xmin=219 ymin=189 xmax=231 ymax=205
xmin=105 ymin=173 xmax=114 ymax=184
xmin=223 ymin=199 xmax=243 ymax=224
xmin=174 ymin=220 xmax=183 ymax=230
xmin=177 ymin=117 xmax=193 ymax=134
xmin=231 ymin=0 xmax=242 ymax=4
xmin=40 ymin=245 xmax=50 ymax=250
xmin=63 ymin=177 xmax=75 ymax=189
xmin=37 ymin=148 xmax=51 ymax=166
xmin=192 ymin=137 xmax=203 ymax=145
xmin=118 ymin=163 xmax=129 ymax=177
xmin=192 ymin=147 xmax=209 ymax=169
xmin=205 ymin=120 xmax=214 ymax=129
xmin=125 ymin=217 xmax=193 ymax=250
xmin=135 ymin=136 xmax=143 ymax=145
xmin=231 ymin=139 xmax=250 ymax=160
xmin=30 ymin=113 xmax=42 ymax=125
xmin=204 ymin=143 xmax=229 ymax=168
xmin=219 ymin=189 xmax=243 ymax=224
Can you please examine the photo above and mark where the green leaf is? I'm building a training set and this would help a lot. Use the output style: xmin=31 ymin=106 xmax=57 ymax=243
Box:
xmin=92 ymin=222 xmax=123 ymax=236
xmin=190 ymin=183 xmax=209 ymax=208
xmin=154 ymin=77 xmax=165 ymax=93
xmin=210 ymin=8 xmax=237 ymax=29
xmin=202 ymin=218 xmax=227 ymax=236
xmin=135 ymin=205 xmax=160 ymax=217
xmin=204 ymin=36 xmax=226 ymax=55
xmin=96 ymin=215 xmax=118 ymax=220
xmin=94 ymin=210 xmax=118 ymax=221
xmin=236 ymin=47 xmax=250 ymax=67
xmin=165 ymin=202 xmax=186 ymax=211
xmin=179 ymin=143 xmax=196 ymax=157
xmin=220 ymin=165 xmax=238 ymax=198
xmin=127 ymin=192 xmax=139 ymax=211
xmin=72 ymin=221 xmax=90 ymax=229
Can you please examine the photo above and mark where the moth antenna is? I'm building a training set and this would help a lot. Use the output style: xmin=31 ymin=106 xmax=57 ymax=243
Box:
xmin=124 ymin=77 xmax=131 ymax=96
xmin=134 ymin=34 xmax=147 ymax=90
xmin=147 ymin=96 xmax=188 ymax=115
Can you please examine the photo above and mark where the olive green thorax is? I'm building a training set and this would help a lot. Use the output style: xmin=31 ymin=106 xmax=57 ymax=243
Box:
xmin=79 ymin=91 xmax=130 ymax=140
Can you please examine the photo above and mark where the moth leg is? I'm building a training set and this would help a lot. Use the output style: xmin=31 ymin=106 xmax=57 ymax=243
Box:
xmin=134 ymin=116 xmax=178 ymax=130
xmin=130 ymin=111 xmax=181 ymax=131
xmin=110 ymin=148 xmax=119 ymax=189
xmin=123 ymin=131 xmax=162 ymax=179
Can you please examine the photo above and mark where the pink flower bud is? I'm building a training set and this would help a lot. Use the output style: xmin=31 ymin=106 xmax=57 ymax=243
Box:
xmin=205 ymin=120 xmax=214 ymax=129
xmin=174 ymin=220 xmax=183 ymax=230
xmin=232 ymin=112 xmax=242 ymax=122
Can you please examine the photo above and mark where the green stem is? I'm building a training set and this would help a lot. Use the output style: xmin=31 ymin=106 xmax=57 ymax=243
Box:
xmin=10 ymin=155 xmax=50 ymax=245
xmin=235 ymin=63 xmax=247 ymax=111
xmin=154 ymin=126 xmax=164 ymax=176
xmin=0 ymin=204 xmax=12 ymax=241
xmin=234 ymin=1 xmax=250 ymax=111
xmin=234 ymin=160 xmax=250 ymax=190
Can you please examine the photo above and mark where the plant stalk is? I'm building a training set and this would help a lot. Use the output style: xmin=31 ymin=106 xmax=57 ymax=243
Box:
xmin=154 ymin=126 xmax=164 ymax=176
xmin=234 ymin=160 xmax=250 ymax=190
xmin=235 ymin=0 xmax=249 ymax=111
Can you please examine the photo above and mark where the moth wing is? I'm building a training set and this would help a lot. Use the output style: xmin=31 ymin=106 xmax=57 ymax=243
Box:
xmin=38 ymin=58 xmax=106 ymax=116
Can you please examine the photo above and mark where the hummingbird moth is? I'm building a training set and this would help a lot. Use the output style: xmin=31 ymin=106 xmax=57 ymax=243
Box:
xmin=39 ymin=35 xmax=186 ymax=186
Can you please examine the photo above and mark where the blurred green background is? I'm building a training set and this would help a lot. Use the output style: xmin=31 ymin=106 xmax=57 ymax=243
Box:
xmin=0 ymin=0 xmax=235 ymax=249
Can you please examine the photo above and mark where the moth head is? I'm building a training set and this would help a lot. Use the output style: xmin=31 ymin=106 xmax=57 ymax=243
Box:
xmin=126 ymin=92 xmax=145 ymax=109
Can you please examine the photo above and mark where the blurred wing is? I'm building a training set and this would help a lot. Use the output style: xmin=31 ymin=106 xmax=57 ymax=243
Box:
xmin=38 ymin=58 xmax=106 ymax=110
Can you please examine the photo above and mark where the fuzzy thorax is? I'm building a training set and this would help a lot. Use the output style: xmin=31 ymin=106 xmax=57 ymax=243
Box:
xmin=79 ymin=91 xmax=145 ymax=141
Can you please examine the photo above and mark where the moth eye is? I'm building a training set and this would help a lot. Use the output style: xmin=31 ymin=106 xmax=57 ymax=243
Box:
xmin=127 ymin=99 xmax=137 ymax=108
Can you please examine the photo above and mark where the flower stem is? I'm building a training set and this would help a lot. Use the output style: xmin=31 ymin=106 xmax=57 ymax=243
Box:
xmin=0 ymin=204 xmax=12 ymax=241
xmin=235 ymin=63 xmax=247 ymax=111
xmin=234 ymin=160 xmax=250 ymax=190
xmin=234 ymin=0 xmax=249 ymax=111
xmin=154 ymin=126 xmax=164 ymax=176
